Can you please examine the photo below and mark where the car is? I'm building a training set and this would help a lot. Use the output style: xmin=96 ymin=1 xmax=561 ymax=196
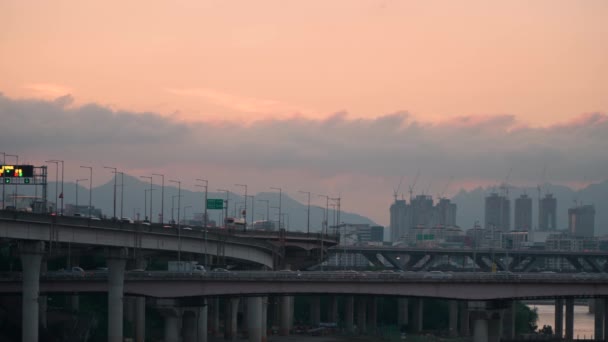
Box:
xmin=141 ymin=220 xmax=151 ymax=226
xmin=90 ymin=217 xmax=101 ymax=221
xmin=121 ymin=217 xmax=134 ymax=224
xmin=212 ymin=268 xmax=230 ymax=273
xmin=182 ymin=227 xmax=193 ymax=230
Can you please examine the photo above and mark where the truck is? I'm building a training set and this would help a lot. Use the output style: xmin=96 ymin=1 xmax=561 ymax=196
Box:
xmin=167 ymin=261 xmax=206 ymax=273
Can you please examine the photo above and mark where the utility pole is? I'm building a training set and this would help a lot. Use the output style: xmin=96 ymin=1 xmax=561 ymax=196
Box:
xmin=299 ymin=191 xmax=311 ymax=234
xmin=169 ymin=180 xmax=181 ymax=261
xmin=246 ymin=195 xmax=255 ymax=228
xmin=104 ymin=166 xmax=117 ymax=219
xmin=79 ymin=166 xmax=93 ymax=219
xmin=270 ymin=187 xmax=282 ymax=230
xmin=153 ymin=174 xmax=165 ymax=224
xmin=217 ymin=189 xmax=230 ymax=227
xmin=46 ymin=160 xmax=64 ymax=215
xmin=75 ymin=178 xmax=87 ymax=208
xmin=118 ymin=172 xmax=124 ymax=220
xmin=258 ymin=199 xmax=270 ymax=225
xmin=45 ymin=160 xmax=59 ymax=213
xmin=196 ymin=179 xmax=208 ymax=228
xmin=235 ymin=183 xmax=247 ymax=231
xmin=140 ymin=176 xmax=153 ymax=222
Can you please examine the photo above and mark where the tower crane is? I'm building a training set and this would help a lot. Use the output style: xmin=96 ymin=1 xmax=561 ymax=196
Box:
xmin=408 ymin=169 xmax=420 ymax=202
xmin=438 ymin=176 xmax=454 ymax=199
xmin=393 ymin=176 xmax=404 ymax=202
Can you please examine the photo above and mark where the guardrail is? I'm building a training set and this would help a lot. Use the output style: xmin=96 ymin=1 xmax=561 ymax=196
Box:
xmin=0 ymin=210 xmax=338 ymax=245
xmin=19 ymin=270 xmax=608 ymax=283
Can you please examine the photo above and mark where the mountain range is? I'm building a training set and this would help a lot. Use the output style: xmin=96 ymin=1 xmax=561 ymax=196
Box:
xmin=8 ymin=175 xmax=608 ymax=237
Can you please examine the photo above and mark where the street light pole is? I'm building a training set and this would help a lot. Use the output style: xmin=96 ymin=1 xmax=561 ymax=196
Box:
xmin=184 ymin=205 xmax=192 ymax=224
xmin=217 ymin=189 xmax=230 ymax=227
xmin=104 ymin=166 xmax=117 ymax=219
xmin=152 ymin=174 xmax=165 ymax=224
xmin=144 ymin=189 xmax=156 ymax=221
xmin=196 ymin=179 xmax=208 ymax=228
xmin=258 ymin=199 xmax=270 ymax=222
xmin=270 ymin=187 xmax=282 ymax=230
xmin=75 ymin=178 xmax=87 ymax=208
xmin=79 ymin=166 xmax=93 ymax=219
xmin=6 ymin=155 xmax=18 ymax=208
xmin=299 ymin=191 xmax=311 ymax=234
xmin=45 ymin=160 xmax=59 ymax=213
xmin=47 ymin=160 xmax=65 ymax=215
xmin=118 ymin=172 xmax=124 ymax=220
xmin=235 ymin=184 xmax=247 ymax=231
xmin=140 ymin=176 xmax=153 ymax=223
xmin=246 ymin=195 xmax=255 ymax=228
xmin=169 ymin=180 xmax=182 ymax=262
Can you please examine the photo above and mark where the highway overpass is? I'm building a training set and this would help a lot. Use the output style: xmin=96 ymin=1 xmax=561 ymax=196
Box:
xmin=1 ymin=271 xmax=607 ymax=300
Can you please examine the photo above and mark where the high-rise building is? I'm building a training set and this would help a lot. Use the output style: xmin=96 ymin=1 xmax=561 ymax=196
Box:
xmin=568 ymin=205 xmax=595 ymax=237
xmin=410 ymin=195 xmax=434 ymax=228
xmin=539 ymin=194 xmax=557 ymax=230
xmin=370 ymin=226 xmax=384 ymax=242
xmin=514 ymin=194 xmax=532 ymax=231
xmin=390 ymin=199 xmax=408 ymax=242
xmin=436 ymin=198 xmax=457 ymax=227
xmin=484 ymin=193 xmax=510 ymax=231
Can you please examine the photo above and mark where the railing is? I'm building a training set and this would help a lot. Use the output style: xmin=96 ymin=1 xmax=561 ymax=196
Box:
xmin=23 ymin=270 xmax=608 ymax=283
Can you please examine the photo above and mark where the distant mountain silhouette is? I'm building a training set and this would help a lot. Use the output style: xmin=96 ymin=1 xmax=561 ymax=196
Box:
xmin=25 ymin=173 xmax=376 ymax=232
xmin=452 ymin=180 xmax=608 ymax=235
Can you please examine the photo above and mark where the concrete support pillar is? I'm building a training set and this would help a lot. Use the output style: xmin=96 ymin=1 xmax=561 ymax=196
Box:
xmin=565 ymin=298 xmax=574 ymax=340
xmin=594 ymin=298 xmax=604 ymax=341
xmin=247 ymin=297 xmax=263 ymax=342
xmin=70 ymin=294 xmax=80 ymax=312
xmin=209 ymin=298 xmax=220 ymax=337
xmin=328 ymin=296 xmax=339 ymax=323
xmin=183 ymin=310 xmax=197 ymax=342
xmin=604 ymin=300 xmax=608 ymax=342
xmin=279 ymin=296 xmax=292 ymax=336
xmin=108 ymin=255 xmax=127 ymax=342
xmin=225 ymin=297 xmax=240 ymax=340
xmin=397 ymin=298 xmax=408 ymax=327
xmin=459 ymin=302 xmax=470 ymax=336
xmin=134 ymin=296 xmax=146 ymax=342
xmin=473 ymin=319 xmax=488 ymax=342
xmin=488 ymin=318 xmax=501 ymax=342
xmin=368 ymin=297 xmax=378 ymax=334
xmin=20 ymin=241 xmax=44 ymax=342
xmin=412 ymin=298 xmax=423 ymax=333
xmin=345 ymin=296 xmax=354 ymax=334
xmin=356 ymin=297 xmax=367 ymax=335
xmin=555 ymin=298 xmax=564 ymax=339
xmin=261 ymin=297 xmax=268 ymax=342
xmin=310 ymin=296 xmax=321 ymax=326
xmin=198 ymin=302 xmax=208 ymax=342
xmin=39 ymin=259 xmax=47 ymax=330
xmin=448 ymin=300 xmax=458 ymax=337
xmin=502 ymin=302 xmax=515 ymax=340
xmin=164 ymin=314 xmax=180 ymax=342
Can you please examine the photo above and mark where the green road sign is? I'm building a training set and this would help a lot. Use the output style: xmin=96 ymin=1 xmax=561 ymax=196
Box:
xmin=207 ymin=198 xmax=224 ymax=210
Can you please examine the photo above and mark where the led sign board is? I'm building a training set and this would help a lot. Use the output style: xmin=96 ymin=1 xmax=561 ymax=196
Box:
xmin=0 ymin=165 xmax=35 ymax=178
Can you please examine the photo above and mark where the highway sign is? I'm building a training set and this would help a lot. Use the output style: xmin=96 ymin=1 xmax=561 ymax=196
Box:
xmin=207 ymin=199 xmax=224 ymax=210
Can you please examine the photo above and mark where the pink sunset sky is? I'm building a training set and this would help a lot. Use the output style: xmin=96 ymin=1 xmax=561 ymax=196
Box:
xmin=1 ymin=0 xmax=607 ymax=225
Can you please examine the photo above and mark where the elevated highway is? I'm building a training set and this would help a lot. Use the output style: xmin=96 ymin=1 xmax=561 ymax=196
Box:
xmin=1 ymin=271 xmax=607 ymax=301
xmin=0 ymin=216 xmax=276 ymax=268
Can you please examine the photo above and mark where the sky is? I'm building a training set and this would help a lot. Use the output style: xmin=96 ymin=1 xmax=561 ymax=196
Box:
xmin=1 ymin=0 xmax=607 ymax=225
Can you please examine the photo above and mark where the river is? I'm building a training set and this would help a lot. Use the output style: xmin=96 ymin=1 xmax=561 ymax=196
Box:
xmin=530 ymin=304 xmax=595 ymax=339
